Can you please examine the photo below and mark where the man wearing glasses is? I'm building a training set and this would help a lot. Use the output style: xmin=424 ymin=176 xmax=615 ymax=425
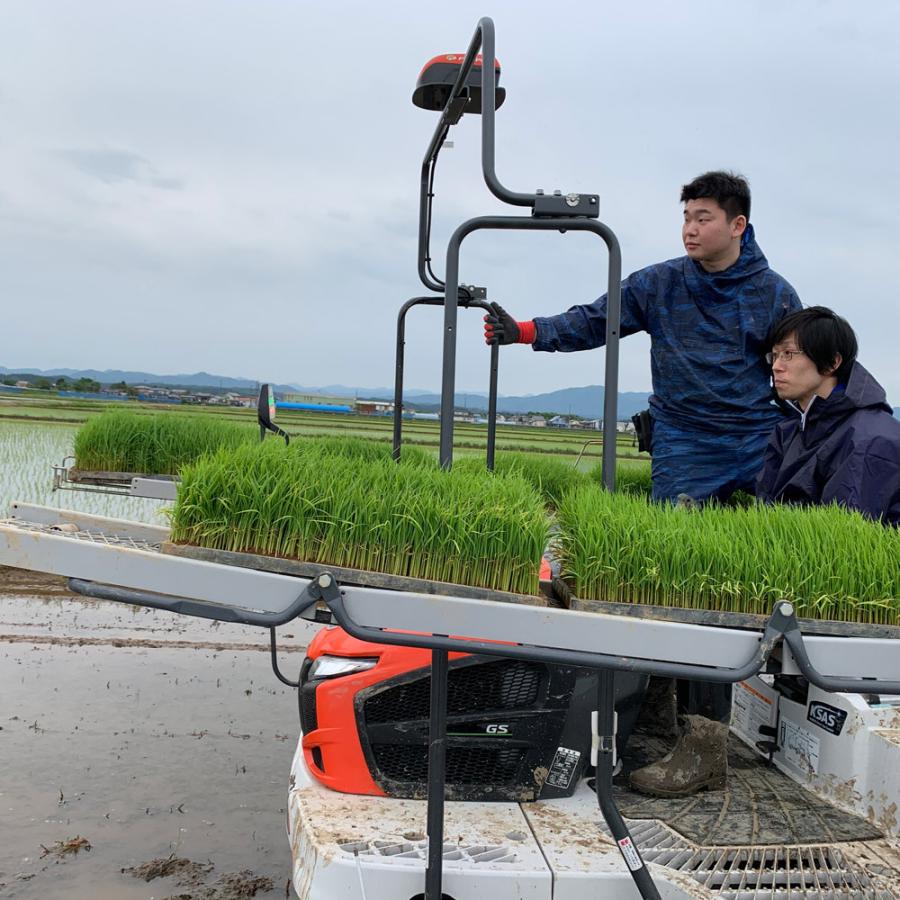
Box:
xmin=757 ymin=306 xmax=900 ymax=525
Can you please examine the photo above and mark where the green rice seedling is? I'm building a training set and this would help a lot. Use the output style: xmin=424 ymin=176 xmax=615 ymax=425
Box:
xmin=589 ymin=459 xmax=653 ymax=497
xmin=74 ymin=411 xmax=256 ymax=475
xmin=73 ymin=412 xmax=437 ymax=477
xmin=170 ymin=440 xmax=549 ymax=595
xmin=455 ymin=453 xmax=584 ymax=508
xmin=556 ymin=483 xmax=900 ymax=625
xmin=494 ymin=453 xmax=585 ymax=507
xmin=588 ymin=461 xmax=753 ymax=507
xmin=304 ymin=435 xmax=435 ymax=468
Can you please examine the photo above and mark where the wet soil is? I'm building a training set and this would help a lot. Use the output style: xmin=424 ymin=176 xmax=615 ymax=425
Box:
xmin=0 ymin=566 xmax=72 ymax=598
xmin=0 ymin=572 xmax=309 ymax=899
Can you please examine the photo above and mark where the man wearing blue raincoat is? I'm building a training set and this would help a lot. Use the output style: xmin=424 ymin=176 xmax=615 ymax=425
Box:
xmin=485 ymin=170 xmax=801 ymax=502
xmin=484 ymin=171 xmax=801 ymax=798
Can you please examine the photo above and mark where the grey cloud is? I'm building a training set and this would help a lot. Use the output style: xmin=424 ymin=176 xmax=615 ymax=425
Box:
xmin=1 ymin=1 xmax=898 ymax=401
xmin=57 ymin=148 xmax=183 ymax=190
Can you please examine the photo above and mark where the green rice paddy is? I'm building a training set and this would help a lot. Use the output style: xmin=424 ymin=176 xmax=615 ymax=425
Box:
xmin=16 ymin=395 xmax=644 ymax=469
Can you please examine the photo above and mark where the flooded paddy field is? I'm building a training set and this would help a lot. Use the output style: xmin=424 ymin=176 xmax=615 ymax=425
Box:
xmin=0 ymin=396 xmax=650 ymax=469
xmin=0 ymin=419 xmax=171 ymax=524
xmin=0 ymin=578 xmax=315 ymax=899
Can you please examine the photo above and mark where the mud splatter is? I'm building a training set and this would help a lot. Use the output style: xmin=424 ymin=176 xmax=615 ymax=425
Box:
xmin=124 ymin=855 xmax=214 ymax=886
xmin=40 ymin=836 xmax=91 ymax=858
xmin=123 ymin=856 xmax=274 ymax=898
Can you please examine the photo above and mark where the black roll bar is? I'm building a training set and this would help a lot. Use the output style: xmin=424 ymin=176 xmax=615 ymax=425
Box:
xmin=392 ymin=295 xmax=499 ymax=470
xmin=438 ymin=216 xmax=622 ymax=489
xmin=418 ymin=17 xmax=598 ymax=292
xmin=413 ymin=16 xmax=621 ymax=897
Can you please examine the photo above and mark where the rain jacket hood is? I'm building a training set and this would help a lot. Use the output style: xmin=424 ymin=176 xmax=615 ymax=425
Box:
xmin=688 ymin=223 xmax=770 ymax=287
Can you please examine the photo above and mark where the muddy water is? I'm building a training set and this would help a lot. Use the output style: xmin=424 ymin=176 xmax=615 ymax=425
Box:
xmin=0 ymin=583 xmax=317 ymax=899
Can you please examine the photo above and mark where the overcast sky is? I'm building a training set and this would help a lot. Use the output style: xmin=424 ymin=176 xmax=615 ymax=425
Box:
xmin=2 ymin=1 xmax=899 ymax=401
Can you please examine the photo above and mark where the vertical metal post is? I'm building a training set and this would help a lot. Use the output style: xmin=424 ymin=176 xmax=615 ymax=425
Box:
xmin=595 ymin=669 xmax=662 ymax=899
xmin=601 ymin=245 xmax=622 ymax=492
xmin=486 ymin=343 xmax=498 ymax=471
xmin=392 ymin=304 xmax=409 ymax=462
xmin=396 ymin=297 xmax=498 ymax=467
xmin=425 ymin=648 xmax=449 ymax=899
xmin=440 ymin=249 xmax=461 ymax=468
xmin=479 ymin=20 xmax=533 ymax=207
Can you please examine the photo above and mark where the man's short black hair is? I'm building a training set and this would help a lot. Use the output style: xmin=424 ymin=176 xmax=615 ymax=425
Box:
xmin=767 ymin=306 xmax=858 ymax=383
xmin=680 ymin=171 xmax=751 ymax=222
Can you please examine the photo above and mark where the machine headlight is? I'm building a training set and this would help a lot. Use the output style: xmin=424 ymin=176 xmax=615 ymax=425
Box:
xmin=307 ymin=655 xmax=379 ymax=680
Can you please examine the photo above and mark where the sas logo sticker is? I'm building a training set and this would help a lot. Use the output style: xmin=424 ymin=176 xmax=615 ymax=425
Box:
xmin=807 ymin=701 xmax=848 ymax=736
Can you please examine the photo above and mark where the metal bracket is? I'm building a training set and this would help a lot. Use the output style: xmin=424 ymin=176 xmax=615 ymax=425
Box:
xmin=590 ymin=710 xmax=616 ymax=766
xmin=52 ymin=458 xmax=179 ymax=501
xmin=444 ymin=93 xmax=468 ymax=125
xmin=533 ymin=191 xmax=600 ymax=218
xmin=299 ymin=572 xmax=340 ymax=623
xmin=459 ymin=284 xmax=487 ymax=303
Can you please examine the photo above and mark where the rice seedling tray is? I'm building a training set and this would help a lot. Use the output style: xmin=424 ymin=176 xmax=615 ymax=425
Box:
xmin=551 ymin=576 xmax=900 ymax=640
xmin=52 ymin=461 xmax=180 ymax=501
xmin=3 ymin=504 xmax=900 ymax=689
xmin=160 ymin=542 xmax=550 ymax=608
xmin=67 ymin=468 xmax=179 ymax=487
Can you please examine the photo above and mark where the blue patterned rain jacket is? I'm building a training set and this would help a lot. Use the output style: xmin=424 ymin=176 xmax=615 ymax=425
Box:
xmin=532 ymin=225 xmax=800 ymax=434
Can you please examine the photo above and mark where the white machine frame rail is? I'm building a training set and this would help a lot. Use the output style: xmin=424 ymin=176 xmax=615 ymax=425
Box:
xmin=2 ymin=504 xmax=900 ymax=900
xmin=52 ymin=455 xmax=179 ymax=501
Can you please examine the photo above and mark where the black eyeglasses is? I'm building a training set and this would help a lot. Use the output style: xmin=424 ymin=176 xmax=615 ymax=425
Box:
xmin=765 ymin=349 xmax=805 ymax=365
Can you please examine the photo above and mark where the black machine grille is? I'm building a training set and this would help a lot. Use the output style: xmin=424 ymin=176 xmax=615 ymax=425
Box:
xmin=300 ymin=690 xmax=318 ymax=733
xmin=364 ymin=659 xmax=543 ymax=724
xmin=299 ymin=659 xmax=318 ymax=736
xmin=372 ymin=744 xmax=526 ymax=785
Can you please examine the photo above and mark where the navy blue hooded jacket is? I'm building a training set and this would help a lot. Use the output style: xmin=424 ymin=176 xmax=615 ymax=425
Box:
xmin=756 ymin=362 xmax=900 ymax=525
xmin=532 ymin=225 xmax=800 ymax=434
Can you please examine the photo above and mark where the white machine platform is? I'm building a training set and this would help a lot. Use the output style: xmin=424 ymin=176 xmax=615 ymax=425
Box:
xmin=3 ymin=503 xmax=900 ymax=900
xmin=287 ymin=741 xmax=900 ymax=900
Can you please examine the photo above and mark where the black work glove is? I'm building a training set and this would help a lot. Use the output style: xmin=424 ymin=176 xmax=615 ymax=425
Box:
xmin=483 ymin=302 xmax=520 ymax=345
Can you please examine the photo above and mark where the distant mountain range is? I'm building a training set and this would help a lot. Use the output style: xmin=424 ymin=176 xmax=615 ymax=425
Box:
xmin=368 ymin=386 xmax=653 ymax=420
xmin=0 ymin=366 xmax=649 ymax=418
xmin=0 ymin=367 xmax=296 ymax=394
xmin=4 ymin=367 xmax=898 ymax=421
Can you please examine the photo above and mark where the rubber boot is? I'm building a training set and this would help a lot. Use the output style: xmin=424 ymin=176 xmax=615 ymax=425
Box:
xmin=633 ymin=676 xmax=679 ymax=739
xmin=628 ymin=714 xmax=728 ymax=798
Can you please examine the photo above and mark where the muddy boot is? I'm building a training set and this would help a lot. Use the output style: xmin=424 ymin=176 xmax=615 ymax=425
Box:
xmin=628 ymin=714 xmax=728 ymax=798
xmin=634 ymin=676 xmax=679 ymax=739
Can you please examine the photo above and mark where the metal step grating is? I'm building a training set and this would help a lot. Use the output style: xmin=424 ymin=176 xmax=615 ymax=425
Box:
xmin=337 ymin=837 xmax=518 ymax=866
xmin=627 ymin=820 xmax=900 ymax=899
xmin=1 ymin=519 xmax=163 ymax=553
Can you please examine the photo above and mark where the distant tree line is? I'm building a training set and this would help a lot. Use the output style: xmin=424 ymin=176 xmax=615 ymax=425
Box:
xmin=1 ymin=375 xmax=105 ymax=392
